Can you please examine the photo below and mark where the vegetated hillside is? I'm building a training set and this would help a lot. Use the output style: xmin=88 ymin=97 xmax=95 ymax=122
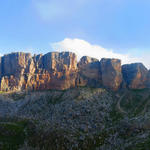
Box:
xmin=0 ymin=88 xmax=150 ymax=150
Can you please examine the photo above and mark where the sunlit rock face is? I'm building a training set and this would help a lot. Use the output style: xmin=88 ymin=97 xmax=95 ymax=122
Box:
xmin=33 ymin=52 xmax=78 ymax=90
xmin=76 ymin=56 xmax=101 ymax=87
xmin=0 ymin=51 xmax=149 ymax=92
xmin=122 ymin=63 xmax=148 ymax=89
xmin=100 ymin=58 xmax=123 ymax=91
xmin=42 ymin=52 xmax=77 ymax=72
xmin=1 ymin=52 xmax=34 ymax=76
xmin=0 ymin=52 xmax=35 ymax=91
xmin=0 ymin=52 xmax=78 ymax=91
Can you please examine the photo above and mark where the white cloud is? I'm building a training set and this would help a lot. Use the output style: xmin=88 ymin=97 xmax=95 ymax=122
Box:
xmin=51 ymin=38 xmax=150 ymax=69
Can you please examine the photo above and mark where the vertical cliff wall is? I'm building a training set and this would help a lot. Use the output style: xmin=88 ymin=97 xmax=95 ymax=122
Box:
xmin=100 ymin=58 xmax=123 ymax=91
xmin=0 ymin=51 xmax=149 ymax=92
xmin=76 ymin=56 xmax=101 ymax=87
xmin=122 ymin=63 xmax=148 ymax=89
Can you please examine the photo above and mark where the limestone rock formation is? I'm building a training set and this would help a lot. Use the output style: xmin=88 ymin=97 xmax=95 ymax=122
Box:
xmin=100 ymin=58 xmax=123 ymax=91
xmin=0 ymin=51 xmax=150 ymax=92
xmin=0 ymin=52 xmax=78 ymax=91
xmin=34 ymin=52 xmax=77 ymax=90
xmin=122 ymin=63 xmax=148 ymax=89
xmin=76 ymin=56 xmax=101 ymax=87
xmin=1 ymin=52 xmax=34 ymax=76
xmin=0 ymin=53 xmax=35 ymax=91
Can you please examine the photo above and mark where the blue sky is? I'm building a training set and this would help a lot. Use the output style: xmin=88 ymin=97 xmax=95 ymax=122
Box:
xmin=0 ymin=0 xmax=150 ymax=67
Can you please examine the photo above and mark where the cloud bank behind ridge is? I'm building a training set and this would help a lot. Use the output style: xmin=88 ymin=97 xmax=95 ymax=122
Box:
xmin=51 ymin=38 xmax=150 ymax=69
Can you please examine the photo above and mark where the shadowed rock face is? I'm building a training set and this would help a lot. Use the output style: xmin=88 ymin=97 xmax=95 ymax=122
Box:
xmin=146 ymin=71 xmax=150 ymax=88
xmin=0 ymin=51 xmax=150 ymax=92
xmin=76 ymin=56 xmax=101 ymax=87
xmin=122 ymin=63 xmax=148 ymax=89
xmin=100 ymin=58 xmax=123 ymax=91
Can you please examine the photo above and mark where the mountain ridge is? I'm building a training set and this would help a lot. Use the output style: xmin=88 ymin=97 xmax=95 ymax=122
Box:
xmin=0 ymin=51 xmax=149 ymax=92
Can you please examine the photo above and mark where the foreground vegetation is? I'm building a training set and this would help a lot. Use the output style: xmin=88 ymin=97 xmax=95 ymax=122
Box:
xmin=0 ymin=88 xmax=150 ymax=149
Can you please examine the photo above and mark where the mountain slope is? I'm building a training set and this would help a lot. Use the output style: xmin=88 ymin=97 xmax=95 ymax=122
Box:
xmin=0 ymin=88 xmax=150 ymax=149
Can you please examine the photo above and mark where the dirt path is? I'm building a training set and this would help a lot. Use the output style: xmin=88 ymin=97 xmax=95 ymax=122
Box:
xmin=117 ymin=94 xmax=127 ymax=114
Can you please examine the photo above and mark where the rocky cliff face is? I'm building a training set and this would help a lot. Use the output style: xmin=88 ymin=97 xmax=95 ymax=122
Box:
xmin=100 ymin=58 xmax=123 ymax=91
xmin=0 ymin=51 xmax=149 ymax=92
xmin=0 ymin=53 xmax=35 ymax=91
xmin=29 ymin=52 xmax=78 ymax=90
xmin=122 ymin=63 xmax=148 ymax=89
xmin=1 ymin=52 xmax=34 ymax=76
xmin=0 ymin=52 xmax=77 ymax=91
xmin=146 ymin=71 xmax=150 ymax=88
xmin=76 ymin=56 xmax=101 ymax=87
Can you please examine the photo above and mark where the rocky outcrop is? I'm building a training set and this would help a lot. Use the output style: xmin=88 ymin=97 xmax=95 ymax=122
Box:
xmin=0 ymin=52 xmax=78 ymax=91
xmin=122 ymin=63 xmax=148 ymax=89
xmin=25 ymin=52 xmax=78 ymax=91
xmin=76 ymin=56 xmax=101 ymax=87
xmin=146 ymin=71 xmax=150 ymax=88
xmin=1 ymin=52 xmax=34 ymax=76
xmin=42 ymin=52 xmax=77 ymax=71
xmin=0 ymin=53 xmax=35 ymax=91
xmin=100 ymin=58 xmax=123 ymax=91
xmin=0 ymin=51 xmax=150 ymax=92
